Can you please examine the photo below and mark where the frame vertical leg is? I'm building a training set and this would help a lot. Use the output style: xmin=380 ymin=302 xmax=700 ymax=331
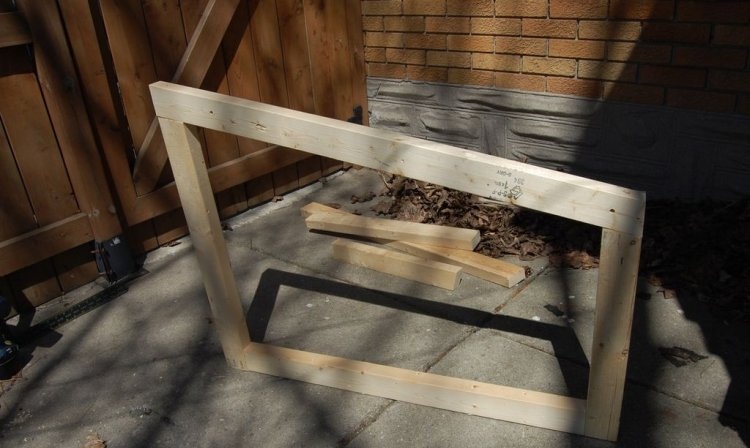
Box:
xmin=585 ymin=228 xmax=643 ymax=440
xmin=158 ymin=118 xmax=251 ymax=366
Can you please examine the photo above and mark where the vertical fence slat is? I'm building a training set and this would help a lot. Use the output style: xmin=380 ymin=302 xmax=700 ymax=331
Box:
xmin=251 ymin=0 xmax=299 ymax=196
xmin=304 ymin=0 xmax=343 ymax=175
xmin=222 ymin=0 xmax=275 ymax=206
xmin=277 ymin=0 xmax=323 ymax=186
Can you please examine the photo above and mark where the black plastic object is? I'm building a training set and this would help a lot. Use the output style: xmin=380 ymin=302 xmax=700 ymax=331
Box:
xmin=94 ymin=234 xmax=136 ymax=283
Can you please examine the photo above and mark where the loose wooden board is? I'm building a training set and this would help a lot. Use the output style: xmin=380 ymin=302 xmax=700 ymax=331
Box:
xmin=300 ymin=202 xmax=525 ymax=287
xmin=331 ymin=239 xmax=463 ymax=290
xmin=306 ymin=212 xmax=480 ymax=250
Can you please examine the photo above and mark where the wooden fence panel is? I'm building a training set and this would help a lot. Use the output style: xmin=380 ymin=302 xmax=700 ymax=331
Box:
xmin=0 ymin=0 xmax=368 ymax=311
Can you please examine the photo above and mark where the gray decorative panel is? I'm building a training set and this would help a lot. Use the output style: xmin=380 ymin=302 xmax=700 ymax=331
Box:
xmin=367 ymin=78 xmax=750 ymax=200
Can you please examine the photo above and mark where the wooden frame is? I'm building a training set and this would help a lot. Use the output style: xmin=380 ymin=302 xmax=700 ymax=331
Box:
xmin=151 ymin=81 xmax=645 ymax=441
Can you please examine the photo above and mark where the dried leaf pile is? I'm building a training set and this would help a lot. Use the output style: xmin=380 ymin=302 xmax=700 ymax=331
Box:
xmin=368 ymin=174 xmax=749 ymax=322
xmin=370 ymin=174 xmax=601 ymax=267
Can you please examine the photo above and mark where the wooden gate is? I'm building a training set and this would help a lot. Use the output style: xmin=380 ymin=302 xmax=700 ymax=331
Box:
xmin=0 ymin=2 xmax=123 ymax=311
xmin=0 ymin=0 xmax=367 ymax=312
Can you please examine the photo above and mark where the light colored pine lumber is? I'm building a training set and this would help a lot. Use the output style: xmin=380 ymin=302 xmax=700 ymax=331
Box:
xmin=149 ymin=81 xmax=646 ymax=236
xmin=158 ymin=117 xmax=250 ymax=364
xmin=300 ymin=202 xmax=525 ymax=287
xmin=331 ymin=239 xmax=463 ymax=290
xmin=584 ymin=229 xmax=642 ymax=441
xmin=306 ymin=212 xmax=480 ymax=250
xmin=384 ymin=241 xmax=524 ymax=288
xmin=238 ymin=341 xmax=587 ymax=435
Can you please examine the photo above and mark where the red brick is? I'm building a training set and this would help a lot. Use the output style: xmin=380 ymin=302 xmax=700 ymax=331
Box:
xmin=365 ymin=32 xmax=404 ymax=48
xmin=447 ymin=35 xmax=494 ymax=52
xmin=383 ymin=16 xmax=425 ymax=32
xmin=361 ymin=0 xmax=402 ymax=16
xmin=426 ymin=50 xmax=472 ymax=68
xmin=678 ymin=1 xmax=750 ymax=23
xmin=522 ymin=19 xmax=578 ymax=38
xmin=551 ymin=0 xmax=607 ymax=19
xmin=494 ymin=72 xmax=547 ymax=92
xmin=495 ymin=37 xmax=547 ymax=56
xmin=549 ymin=39 xmax=606 ymax=60
xmin=673 ymin=47 xmax=747 ymax=69
xmin=404 ymin=33 xmax=447 ymax=50
xmin=448 ymin=68 xmax=495 ymax=86
xmin=609 ymin=0 xmax=674 ymax=20
xmin=578 ymin=21 xmax=641 ymax=41
xmin=578 ymin=60 xmax=637 ymax=82
xmin=496 ymin=0 xmax=547 ymax=17
xmin=365 ymin=47 xmax=387 ymax=63
xmin=713 ymin=25 xmax=750 ymax=47
xmin=407 ymin=65 xmax=449 ymax=83
xmin=403 ymin=0 xmax=445 ymax=16
xmin=547 ymin=77 xmax=603 ymax=98
xmin=447 ymin=0 xmax=494 ymax=16
xmin=709 ymin=70 xmax=750 ymax=93
xmin=471 ymin=18 xmax=522 ymax=35
xmin=641 ymin=23 xmax=710 ymax=44
xmin=523 ymin=57 xmax=577 ymax=76
xmin=425 ymin=17 xmax=471 ymax=34
xmin=667 ymin=89 xmax=737 ymax=113
xmin=603 ymin=82 xmax=665 ymax=105
xmin=386 ymin=48 xmax=426 ymax=65
xmin=639 ymin=66 xmax=706 ymax=88
xmin=362 ymin=16 xmax=384 ymax=32
xmin=472 ymin=53 xmax=521 ymax=71
xmin=607 ymin=42 xmax=671 ymax=63
xmin=368 ymin=63 xmax=407 ymax=78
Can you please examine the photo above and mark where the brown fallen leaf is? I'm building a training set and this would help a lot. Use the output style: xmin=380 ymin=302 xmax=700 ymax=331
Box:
xmin=84 ymin=432 xmax=106 ymax=448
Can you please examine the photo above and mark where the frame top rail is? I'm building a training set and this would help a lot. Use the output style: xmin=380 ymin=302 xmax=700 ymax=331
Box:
xmin=150 ymin=81 xmax=645 ymax=236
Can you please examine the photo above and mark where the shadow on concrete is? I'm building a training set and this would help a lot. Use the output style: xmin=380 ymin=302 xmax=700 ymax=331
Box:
xmin=247 ymin=268 xmax=589 ymax=399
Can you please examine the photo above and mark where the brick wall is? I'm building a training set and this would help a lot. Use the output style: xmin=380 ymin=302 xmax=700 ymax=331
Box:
xmin=362 ymin=0 xmax=750 ymax=115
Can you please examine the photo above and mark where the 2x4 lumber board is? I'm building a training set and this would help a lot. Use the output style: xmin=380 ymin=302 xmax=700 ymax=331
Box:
xmin=384 ymin=241 xmax=524 ymax=288
xmin=240 ymin=341 xmax=586 ymax=434
xmin=584 ymin=229 xmax=642 ymax=441
xmin=300 ymin=202 xmax=524 ymax=287
xmin=149 ymin=82 xmax=646 ymax=236
xmin=331 ymin=239 xmax=463 ymax=290
xmin=132 ymin=0 xmax=242 ymax=195
xmin=17 ymin=0 xmax=123 ymax=240
xmin=306 ymin=212 xmax=480 ymax=250
xmin=0 ymin=12 xmax=31 ymax=47
xmin=0 ymin=213 xmax=93 ymax=277
xmin=159 ymin=117 xmax=250 ymax=362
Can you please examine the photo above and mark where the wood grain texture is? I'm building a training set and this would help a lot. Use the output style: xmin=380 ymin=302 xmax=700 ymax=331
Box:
xmin=306 ymin=212 xmax=481 ymax=250
xmin=159 ymin=118 xmax=250 ymax=361
xmin=332 ymin=239 xmax=463 ymax=290
xmin=0 ymin=12 xmax=31 ymax=47
xmin=584 ymin=229 xmax=643 ymax=441
xmin=18 ymin=0 xmax=122 ymax=240
xmin=238 ymin=342 xmax=587 ymax=434
xmin=150 ymin=82 xmax=646 ymax=236
xmin=300 ymin=202 xmax=524 ymax=287
xmin=132 ymin=0 xmax=243 ymax=195
xmin=0 ymin=213 xmax=92 ymax=277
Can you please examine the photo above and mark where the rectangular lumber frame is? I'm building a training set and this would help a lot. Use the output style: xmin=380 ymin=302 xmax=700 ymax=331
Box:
xmin=151 ymin=81 xmax=645 ymax=441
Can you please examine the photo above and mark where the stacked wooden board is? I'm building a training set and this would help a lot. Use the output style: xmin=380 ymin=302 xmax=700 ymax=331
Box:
xmin=301 ymin=203 xmax=526 ymax=290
